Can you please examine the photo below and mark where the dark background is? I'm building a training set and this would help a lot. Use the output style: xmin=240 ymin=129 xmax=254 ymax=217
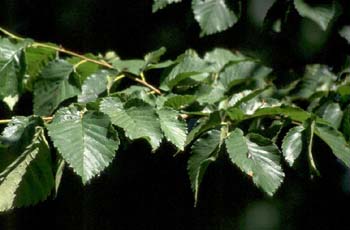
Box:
xmin=0 ymin=0 xmax=350 ymax=229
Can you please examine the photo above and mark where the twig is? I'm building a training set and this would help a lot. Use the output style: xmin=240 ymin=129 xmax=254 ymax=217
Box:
xmin=0 ymin=26 xmax=162 ymax=95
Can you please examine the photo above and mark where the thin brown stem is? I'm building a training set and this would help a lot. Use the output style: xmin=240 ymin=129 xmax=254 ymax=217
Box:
xmin=0 ymin=26 xmax=162 ymax=95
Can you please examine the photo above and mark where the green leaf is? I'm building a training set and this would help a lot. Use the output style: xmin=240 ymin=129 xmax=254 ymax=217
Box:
xmin=294 ymin=0 xmax=336 ymax=31
xmin=24 ymin=45 xmax=56 ymax=90
xmin=263 ymin=0 xmax=291 ymax=33
xmin=220 ymin=61 xmax=272 ymax=90
xmin=187 ymin=130 xmax=220 ymax=205
xmin=339 ymin=26 xmax=350 ymax=44
xmin=78 ymin=70 xmax=109 ymax=103
xmin=160 ymin=52 xmax=211 ymax=90
xmin=293 ymin=65 xmax=335 ymax=99
xmin=0 ymin=128 xmax=54 ymax=212
xmin=196 ymin=81 xmax=226 ymax=104
xmin=282 ymin=126 xmax=304 ymax=166
xmin=314 ymin=123 xmax=350 ymax=168
xmin=100 ymin=97 xmax=163 ymax=151
xmin=33 ymin=60 xmax=80 ymax=115
xmin=157 ymin=108 xmax=187 ymax=150
xmin=67 ymin=55 xmax=100 ymax=82
xmin=316 ymin=102 xmax=343 ymax=129
xmin=185 ymin=112 xmax=221 ymax=145
xmin=192 ymin=0 xmax=239 ymax=36
xmin=248 ymin=106 xmax=312 ymax=123
xmin=0 ymin=38 xmax=27 ymax=101
xmin=204 ymin=48 xmax=246 ymax=72
xmin=341 ymin=105 xmax=350 ymax=141
xmin=152 ymin=0 xmax=182 ymax=12
xmin=163 ymin=95 xmax=197 ymax=109
xmin=111 ymin=59 xmax=145 ymax=75
xmin=225 ymin=129 xmax=284 ymax=195
xmin=47 ymin=107 xmax=119 ymax=184
xmin=144 ymin=47 xmax=166 ymax=65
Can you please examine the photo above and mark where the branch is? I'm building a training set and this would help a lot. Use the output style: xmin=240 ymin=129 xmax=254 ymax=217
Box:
xmin=0 ymin=26 xmax=162 ymax=95
xmin=0 ymin=116 xmax=53 ymax=125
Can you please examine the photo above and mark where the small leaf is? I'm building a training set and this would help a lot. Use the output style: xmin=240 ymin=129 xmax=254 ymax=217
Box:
xmin=24 ymin=45 xmax=56 ymax=90
xmin=185 ymin=112 xmax=221 ymax=145
xmin=157 ymin=108 xmax=187 ymax=150
xmin=152 ymin=0 xmax=182 ymax=12
xmin=78 ymin=70 xmax=109 ymax=103
xmin=0 ymin=38 xmax=28 ymax=101
xmin=294 ymin=0 xmax=336 ymax=31
xmin=100 ymin=97 xmax=163 ymax=151
xmin=33 ymin=60 xmax=80 ymax=115
xmin=187 ymin=130 xmax=220 ymax=205
xmin=226 ymin=129 xmax=285 ymax=195
xmin=160 ymin=52 xmax=211 ymax=90
xmin=112 ymin=59 xmax=145 ymax=75
xmin=339 ymin=25 xmax=350 ymax=44
xmin=220 ymin=61 xmax=272 ymax=91
xmin=204 ymin=48 xmax=246 ymax=72
xmin=192 ymin=0 xmax=239 ymax=36
xmin=316 ymin=102 xmax=343 ymax=128
xmin=0 ymin=128 xmax=54 ymax=212
xmin=293 ymin=65 xmax=336 ymax=99
xmin=144 ymin=47 xmax=166 ymax=65
xmin=47 ymin=106 xmax=119 ymax=184
xmin=314 ymin=123 xmax=350 ymax=168
xmin=163 ymin=95 xmax=197 ymax=109
xmin=282 ymin=126 xmax=304 ymax=166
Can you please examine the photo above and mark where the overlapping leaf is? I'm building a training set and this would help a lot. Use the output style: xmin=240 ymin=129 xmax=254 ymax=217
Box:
xmin=157 ymin=108 xmax=187 ymax=150
xmin=187 ymin=130 xmax=220 ymax=205
xmin=225 ymin=129 xmax=284 ymax=195
xmin=0 ymin=118 xmax=54 ymax=212
xmin=100 ymin=97 xmax=163 ymax=151
xmin=0 ymin=38 xmax=28 ymax=105
xmin=33 ymin=60 xmax=80 ymax=115
xmin=24 ymin=45 xmax=56 ymax=90
xmin=78 ymin=70 xmax=109 ymax=103
xmin=294 ymin=0 xmax=336 ymax=31
xmin=315 ymin=123 xmax=350 ymax=168
xmin=47 ymin=107 xmax=119 ymax=184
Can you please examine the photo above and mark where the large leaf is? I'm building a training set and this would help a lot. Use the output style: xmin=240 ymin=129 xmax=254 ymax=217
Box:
xmin=225 ymin=129 xmax=284 ymax=195
xmin=152 ymin=0 xmax=182 ymax=12
xmin=192 ymin=0 xmax=239 ymax=36
xmin=314 ymin=123 xmax=350 ymax=168
xmin=0 ymin=38 xmax=27 ymax=102
xmin=294 ymin=0 xmax=336 ymax=31
xmin=163 ymin=94 xmax=197 ymax=109
xmin=100 ymin=97 xmax=163 ymax=151
xmin=157 ymin=108 xmax=187 ymax=150
xmin=0 ymin=127 xmax=54 ymax=212
xmin=47 ymin=107 xmax=119 ymax=184
xmin=78 ymin=70 xmax=109 ymax=103
xmin=187 ymin=130 xmax=220 ymax=205
xmin=24 ymin=45 xmax=56 ymax=90
xmin=33 ymin=60 xmax=80 ymax=115
xmin=282 ymin=126 xmax=304 ymax=166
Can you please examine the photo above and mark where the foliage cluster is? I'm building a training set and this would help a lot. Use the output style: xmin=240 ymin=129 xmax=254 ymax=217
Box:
xmin=0 ymin=0 xmax=350 ymax=212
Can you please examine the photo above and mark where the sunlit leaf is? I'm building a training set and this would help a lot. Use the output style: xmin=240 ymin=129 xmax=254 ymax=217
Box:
xmin=47 ymin=106 xmax=119 ymax=184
